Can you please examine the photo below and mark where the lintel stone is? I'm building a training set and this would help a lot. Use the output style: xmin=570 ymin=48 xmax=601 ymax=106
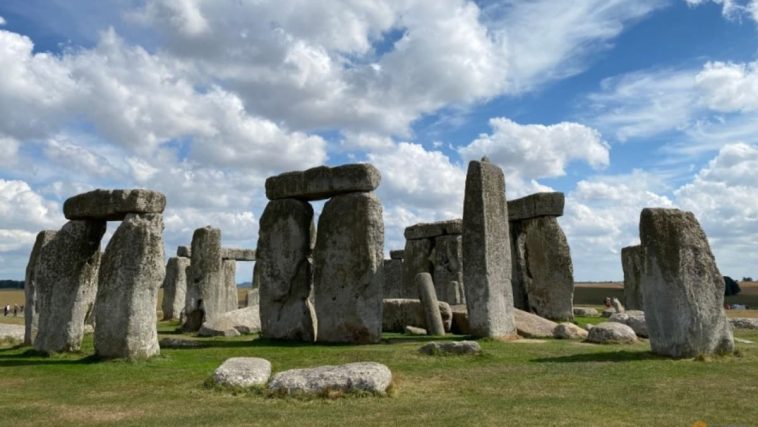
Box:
xmin=63 ymin=189 xmax=166 ymax=221
xmin=221 ymin=248 xmax=256 ymax=261
xmin=265 ymin=163 xmax=380 ymax=201
xmin=507 ymin=192 xmax=564 ymax=221
xmin=404 ymin=219 xmax=462 ymax=240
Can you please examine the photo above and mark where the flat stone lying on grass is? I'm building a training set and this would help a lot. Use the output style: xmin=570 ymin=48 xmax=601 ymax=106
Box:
xmin=609 ymin=310 xmax=648 ymax=337
xmin=553 ymin=322 xmax=588 ymax=340
xmin=268 ymin=362 xmax=392 ymax=396
xmin=573 ymin=307 xmax=600 ymax=317
xmin=214 ymin=357 xmax=272 ymax=388
xmin=514 ymin=309 xmax=558 ymax=338
xmin=63 ymin=189 xmax=166 ymax=221
xmin=418 ymin=341 xmax=481 ymax=355
xmin=159 ymin=338 xmax=204 ymax=348
xmin=0 ymin=324 xmax=24 ymax=342
xmin=198 ymin=306 xmax=260 ymax=337
xmin=405 ymin=326 xmax=427 ymax=335
xmin=586 ymin=322 xmax=637 ymax=344
xmin=730 ymin=318 xmax=758 ymax=329
xmin=265 ymin=163 xmax=381 ymax=201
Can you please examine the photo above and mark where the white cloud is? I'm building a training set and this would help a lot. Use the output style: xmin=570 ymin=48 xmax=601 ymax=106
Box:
xmin=0 ymin=179 xmax=63 ymax=231
xmin=685 ymin=0 xmax=758 ymax=22
xmin=695 ymin=61 xmax=758 ymax=113
xmin=0 ymin=16 xmax=6 ymax=26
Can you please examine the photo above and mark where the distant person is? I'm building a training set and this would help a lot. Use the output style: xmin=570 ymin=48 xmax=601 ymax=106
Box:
xmin=13 ymin=304 xmax=19 ymax=316
xmin=3 ymin=304 xmax=8 ymax=317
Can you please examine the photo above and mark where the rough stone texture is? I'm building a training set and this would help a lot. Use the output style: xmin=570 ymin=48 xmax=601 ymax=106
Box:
xmin=462 ymin=160 xmax=516 ymax=338
xmin=314 ymin=192 xmax=384 ymax=344
xmin=405 ymin=326 xmax=427 ymax=335
xmin=63 ymin=189 xmax=166 ymax=221
xmin=611 ymin=298 xmax=625 ymax=314
xmin=573 ymin=307 xmax=600 ymax=317
xmin=95 ymin=213 xmax=164 ymax=359
xmin=553 ymin=322 xmax=588 ymax=339
xmin=162 ymin=257 xmax=190 ymax=321
xmin=268 ymin=362 xmax=392 ymax=396
xmin=507 ymin=192 xmax=565 ymax=221
xmin=247 ymin=289 xmax=260 ymax=307
xmin=221 ymin=248 xmax=256 ymax=261
xmin=416 ymin=273 xmax=445 ymax=336
xmin=382 ymin=299 xmax=452 ymax=332
xmin=177 ymin=245 xmax=191 ymax=258
xmin=449 ymin=305 xmax=470 ymax=335
xmin=0 ymin=324 xmax=25 ymax=342
xmin=183 ymin=226 xmax=226 ymax=331
xmin=509 ymin=222 xmax=529 ymax=311
xmin=586 ymin=322 xmax=638 ymax=344
xmin=213 ymin=357 xmax=272 ymax=388
xmin=35 ymin=220 xmax=104 ymax=354
xmin=418 ymin=341 xmax=481 ymax=355
xmin=401 ymin=238 xmax=433 ymax=300
xmin=383 ymin=259 xmax=405 ymax=299
xmin=389 ymin=250 xmax=405 ymax=260
xmin=198 ymin=306 xmax=261 ymax=337
xmin=730 ymin=318 xmax=758 ymax=329
xmin=24 ymin=230 xmax=57 ymax=345
xmin=433 ymin=235 xmax=465 ymax=305
xmin=639 ymin=208 xmax=734 ymax=358
xmin=222 ymin=259 xmax=239 ymax=311
xmin=404 ymin=219 xmax=462 ymax=240
xmin=512 ymin=217 xmax=574 ymax=321
xmin=621 ymin=245 xmax=644 ymax=310
xmin=609 ymin=310 xmax=648 ymax=337
xmin=265 ymin=163 xmax=381 ymax=201
xmin=602 ymin=308 xmax=615 ymax=318
xmin=256 ymin=199 xmax=316 ymax=341
xmin=514 ymin=308 xmax=559 ymax=338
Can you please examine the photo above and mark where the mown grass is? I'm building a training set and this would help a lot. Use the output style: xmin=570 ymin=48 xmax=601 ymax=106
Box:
xmin=1 ymin=320 xmax=757 ymax=426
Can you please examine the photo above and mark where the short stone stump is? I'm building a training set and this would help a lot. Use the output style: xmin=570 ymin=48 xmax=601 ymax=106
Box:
xmin=213 ymin=357 xmax=272 ymax=388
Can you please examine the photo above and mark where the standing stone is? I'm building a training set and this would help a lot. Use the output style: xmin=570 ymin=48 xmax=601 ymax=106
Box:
xmin=256 ymin=199 xmax=316 ymax=341
xmin=433 ymin=234 xmax=465 ymax=304
xmin=162 ymin=257 xmax=190 ymax=321
xmin=222 ymin=259 xmax=239 ymax=310
xmin=24 ymin=230 xmax=57 ymax=345
xmin=621 ymin=245 xmax=644 ymax=310
xmin=401 ymin=238 xmax=433 ymax=299
xmin=462 ymin=160 xmax=516 ymax=338
xmin=383 ymin=258 xmax=404 ymax=299
xmin=95 ymin=213 xmax=164 ymax=359
xmin=183 ymin=227 xmax=223 ymax=331
xmin=314 ymin=192 xmax=384 ymax=344
xmin=509 ymin=221 xmax=529 ymax=310
xmin=177 ymin=245 xmax=191 ymax=258
xmin=247 ymin=289 xmax=260 ymax=307
xmin=416 ymin=273 xmax=445 ymax=336
xmin=639 ymin=208 xmax=734 ymax=358
xmin=35 ymin=220 xmax=105 ymax=353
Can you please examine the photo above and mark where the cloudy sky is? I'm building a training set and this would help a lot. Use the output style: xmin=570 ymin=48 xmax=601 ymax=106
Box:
xmin=1 ymin=0 xmax=757 ymax=283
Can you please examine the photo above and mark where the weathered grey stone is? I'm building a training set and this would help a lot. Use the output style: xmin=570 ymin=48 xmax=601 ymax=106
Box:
xmin=416 ymin=273 xmax=445 ymax=336
xmin=608 ymin=310 xmax=648 ymax=337
xmin=256 ymin=199 xmax=316 ymax=341
xmin=507 ymin=192 xmax=565 ymax=221
xmin=602 ymin=308 xmax=615 ymax=318
xmin=462 ymin=160 xmax=516 ymax=338
xmin=222 ymin=259 xmax=239 ymax=311
xmin=176 ymin=245 xmax=191 ymax=258
xmin=34 ymin=220 xmax=104 ymax=354
xmin=573 ymin=307 xmax=600 ymax=317
xmin=401 ymin=238 xmax=433 ymax=299
xmin=611 ymin=298 xmax=625 ymax=314
xmin=509 ymin=222 xmax=529 ymax=311
xmin=183 ymin=226 xmax=231 ymax=331
xmin=383 ymin=259 xmax=404 ymax=299
xmin=213 ymin=357 xmax=272 ymax=388
xmin=382 ymin=299 xmax=452 ymax=332
xmin=514 ymin=308 xmax=559 ymax=338
xmin=586 ymin=322 xmax=637 ymax=344
xmin=0 ymin=324 xmax=25 ymax=342
xmin=553 ymin=322 xmax=588 ymax=340
xmin=24 ymin=230 xmax=57 ymax=345
xmin=404 ymin=219 xmax=462 ymax=240
xmin=512 ymin=217 xmax=574 ymax=321
xmin=314 ymin=192 xmax=384 ymax=344
xmin=198 ymin=306 xmax=260 ymax=337
xmin=94 ymin=213 xmax=164 ymax=359
xmin=247 ymin=289 xmax=259 ymax=307
xmin=268 ymin=362 xmax=392 ymax=396
xmin=450 ymin=305 xmax=470 ymax=335
xmin=389 ymin=249 xmax=405 ymax=260
xmin=433 ymin=234 xmax=465 ymax=305
xmin=419 ymin=341 xmax=481 ymax=355
xmin=639 ymin=208 xmax=734 ymax=358
xmin=404 ymin=325 xmax=427 ymax=335
xmin=621 ymin=245 xmax=644 ymax=310
xmin=730 ymin=318 xmax=758 ymax=329
xmin=162 ymin=257 xmax=190 ymax=321
xmin=265 ymin=163 xmax=381 ymax=201
xmin=63 ymin=189 xmax=166 ymax=221
xmin=159 ymin=337 xmax=203 ymax=348
xmin=221 ymin=248 xmax=256 ymax=261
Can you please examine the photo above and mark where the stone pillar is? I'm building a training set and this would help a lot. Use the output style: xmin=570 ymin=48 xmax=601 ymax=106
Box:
xmin=401 ymin=238 xmax=433 ymax=299
xmin=223 ymin=259 xmax=238 ymax=311
xmin=183 ymin=226 xmax=223 ymax=331
xmin=416 ymin=273 xmax=445 ymax=336
xmin=462 ymin=159 xmax=516 ymax=339
xmin=433 ymin=234 xmax=464 ymax=304
xmin=256 ymin=199 xmax=316 ymax=341
xmin=621 ymin=245 xmax=643 ymax=310
xmin=95 ymin=213 xmax=164 ymax=359
xmin=383 ymin=257 xmax=404 ymax=299
xmin=314 ymin=192 xmax=384 ymax=344
xmin=24 ymin=230 xmax=57 ymax=345
xmin=162 ymin=256 xmax=190 ymax=320
xmin=509 ymin=222 xmax=529 ymax=310
xmin=35 ymin=220 xmax=105 ymax=354
xmin=639 ymin=208 xmax=734 ymax=358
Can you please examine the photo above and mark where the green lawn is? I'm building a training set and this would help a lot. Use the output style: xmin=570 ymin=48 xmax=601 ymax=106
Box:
xmin=1 ymin=321 xmax=757 ymax=426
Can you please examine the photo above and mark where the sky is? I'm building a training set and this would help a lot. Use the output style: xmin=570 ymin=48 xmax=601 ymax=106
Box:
xmin=1 ymin=0 xmax=757 ymax=283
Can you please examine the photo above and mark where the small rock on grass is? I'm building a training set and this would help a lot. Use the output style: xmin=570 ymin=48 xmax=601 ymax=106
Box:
xmin=419 ymin=340 xmax=481 ymax=355
xmin=586 ymin=322 xmax=637 ymax=344
xmin=405 ymin=326 xmax=427 ymax=335
xmin=213 ymin=357 xmax=272 ymax=388
xmin=553 ymin=322 xmax=588 ymax=339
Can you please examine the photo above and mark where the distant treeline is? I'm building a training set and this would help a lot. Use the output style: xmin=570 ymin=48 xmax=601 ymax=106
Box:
xmin=0 ymin=280 xmax=24 ymax=289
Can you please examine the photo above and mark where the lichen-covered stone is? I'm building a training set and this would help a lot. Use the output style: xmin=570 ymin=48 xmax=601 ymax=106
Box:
xmin=401 ymin=238 xmax=433 ymax=300
xmin=621 ymin=245 xmax=644 ymax=310
xmin=507 ymin=192 xmax=564 ymax=221
xmin=162 ymin=257 xmax=189 ymax=321
xmin=183 ymin=226 xmax=225 ymax=331
xmin=730 ymin=318 xmax=758 ymax=329
xmin=222 ymin=259 xmax=238 ymax=312
xmin=514 ymin=308 xmax=558 ymax=338
xmin=198 ymin=306 xmax=260 ymax=337
xmin=63 ymin=189 xmax=165 ymax=221
xmin=608 ymin=310 xmax=648 ymax=337
xmin=213 ymin=357 xmax=271 ymax=388
xmin=268 ymin=362 xmax=392 ymax=396
xmin=433 ymin=234 xmax=465 ymax=305
xmin=24 ymin=230 xmax=57 ymax=345
xmin=265 ymin=163 xmax=381 ymax=201
xmin=419 ymin=341 xmax=481 ymax=355
xmin=553 ymin=322 xmax=588 ymax=339
xmin=383 ymin=258 xmax=404 ymax=299
xmin=404 ymin=219 xmax=462 ymax=240
xmin=573 ymin=307 xmax=600 ymax=317
xmin=586 ymin=322 xmax=637 ymax=344
xmin=416 ymin=273 xmax=445 ymax=336
xmin=220 ymin=248 xmax=256 ymax=261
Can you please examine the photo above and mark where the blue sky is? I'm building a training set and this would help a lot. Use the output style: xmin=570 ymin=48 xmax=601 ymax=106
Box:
xmin=1 ymin=0 xmax=757 ymax=283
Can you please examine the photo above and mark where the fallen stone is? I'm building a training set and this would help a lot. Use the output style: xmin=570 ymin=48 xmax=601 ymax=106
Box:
xmin=514 ymin=308 xmax=559 ymax=338
xmin=418 ymin=341 xmax=481 ymax=355
xmin=24 ymin=230 xmax=57 ymax=345
xmin=433 ymin=234 xmax=465 ymax=305
xmin=176 ymin=245 xmax=191 ymax=258
xmin=266 ymin=163 xmax=381 ymax=201
xmin=220 ymin=248 xmax=256 ymax=261
xmin=198 ymin=306 xmax=261 ymax=337
xmin=389 ymin=249 xmax=405 ymax=260
xmin=729 ymin=318 xmax=758 ymax=329
xmin=162 ymin=257 xmax=190 ymax=321
xmin=268 ymin=362 xmax=392 ymax=396
xmin=586 ymin=322 xmax=638 ymax=344
xmin=405 ymin=326 xmax=427 ymax=335
xmin=573 ymin=307 xmax=600 ymax=317
xmin=416 ymin=273 xmax=445 ymax=336
xmin=214 ymin=357 xmax=272 ymax=388
xmin=640 ymin=208 xmax=734 ymax=358
xmin=609 ymin=310 xmax=648 ymax=337
xmin=382 ymin=299 xmax=452 ymax=332
xmin=63 ymin=189 xmax=166 ymax=221
xmin=507 ymin=192 xmax=565 ymax=221
xmin=621 ymin=245 xmax=644 ymax=310
xmin=553 ymin=322 xmax=588 ymax=339
xmin=404 ymin=219 xmax=462 ymax=240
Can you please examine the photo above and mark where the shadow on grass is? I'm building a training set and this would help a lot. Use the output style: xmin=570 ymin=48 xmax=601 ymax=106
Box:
xmin=531 ymin=350 xmax=664 ymax=363
xmin=0 ymin=352 xmax=102 ymax=367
